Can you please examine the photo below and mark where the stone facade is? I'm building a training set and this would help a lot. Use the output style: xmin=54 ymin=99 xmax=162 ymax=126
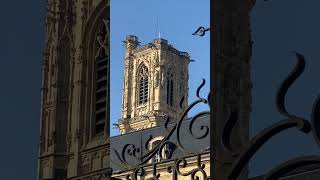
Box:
xmin=118 ymin=36 xmax=189 ymax=134
xmin=38 ymin=0 xmax=110 ymax=179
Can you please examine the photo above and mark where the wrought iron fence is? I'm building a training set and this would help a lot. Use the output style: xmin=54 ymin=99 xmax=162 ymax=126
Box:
xmin=106 ymin=21 xmax=320 ymax=180
xmin=110 ymin=79 xmax=211 ymax=180
xmin=224 ymin=52 xmax=320 ymax=180
xmin=191 ymin=19 xmax=320 ymax=179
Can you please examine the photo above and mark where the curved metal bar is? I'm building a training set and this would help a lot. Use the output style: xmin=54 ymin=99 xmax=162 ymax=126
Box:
xmin=139 ymin=137 xmax=176 ymax=164
xmin=222 ymin=106 xmax=238 ymax=153
xmin=139 ymin=98 xmax=208 ymax=163
xmin=311 ymin=95 xmax=320 ymax=146
xmin=176 ymin=98 xmax=207 ymax=150
xmin=122 ymin=144 xmax=140 ymax=164
xmin=179 ymin=96 xmax=185 ymax=109
xmin=113 ymin=115 xmax=177 ymax=165
xmin=196 ymin=78 xmax=207 ymax=99
xmin=175 ymin=158 xmax=193 ymax=176
xmin=189 ymin=111 xmax=210 ymax=139
xmin=192 ymin=27 xmax=211 ymax=37
xmin=131 ymin=167 xmax=145 ymax=180
xmin=264 ymin=155 xmax=320 ymax=180
xmin=163 ymin=116 xmax=172 ymax=131
xmin=176 ymin=79 xmax=208 ymax=150
xmin=175 ymin=155 xmax=209 ymax=180
xmin=221 ymin=53 xmax=306 ymax=155
xmin=220 ymin=52 xmax=320 ymax=180
xmin=276 ymin=52 xmax=306 ymax=119
xmin=146 ymin=164 xmax=160 ymax=180
xmin=121 ymin=79 xmax=209 ymax=164
xmin=111 ymin=79 xmax=210 ymax=176
xmin=145 ymin=135 xmax=153 ymax=150
xmin=114 ymin=118 xmax=177 ymax=164
xmin=157 ymin=141 xmax=174 ymax=160
xmin=110 ymin=148 xmax=132 ymax=168
xmin=227 ymin=118 xmax=311 ymax=180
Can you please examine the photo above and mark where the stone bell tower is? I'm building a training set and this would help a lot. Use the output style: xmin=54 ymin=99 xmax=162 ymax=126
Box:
xmin=118 ymin=35 xmax=190 ymax=134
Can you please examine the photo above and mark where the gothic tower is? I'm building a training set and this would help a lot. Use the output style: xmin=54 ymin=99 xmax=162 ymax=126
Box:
xmin=118 ymin=36 xmax=190 ymax=134
xmin=38 ymin=0 xmax=110 ymax=179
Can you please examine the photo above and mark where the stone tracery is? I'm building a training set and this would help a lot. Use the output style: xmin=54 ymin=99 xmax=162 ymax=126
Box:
xmin=138 ymin=64 xmax=149 ymax=105
xmin=38 ymin=1 xmax=110 ymax=179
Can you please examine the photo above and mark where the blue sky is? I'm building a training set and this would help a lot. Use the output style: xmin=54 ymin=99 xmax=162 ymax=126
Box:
xmin=110 ymin=0 xmax=210 ymax=136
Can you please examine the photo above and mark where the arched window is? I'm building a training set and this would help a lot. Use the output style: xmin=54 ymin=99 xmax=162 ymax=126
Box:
xmin=80 ymin=1 xmax=108 ymax=143
xmin=153 ymin=140 xmax=162 ymax=163
xmin=151 ymin=140 xmax=175 ymax=163
xmin=167 ymin=69 xmax=174 ymax=106
xmin=138 ymin=64 xmax=148 ymax=105
xmin=94 ymin=19 xmax=108 ymax=135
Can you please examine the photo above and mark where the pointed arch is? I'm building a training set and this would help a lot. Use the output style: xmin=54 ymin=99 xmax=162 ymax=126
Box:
xmin=138 ymin=63 xmax=149 ymax=105
xmin=79 ymin=0 xmax=109 ymax=141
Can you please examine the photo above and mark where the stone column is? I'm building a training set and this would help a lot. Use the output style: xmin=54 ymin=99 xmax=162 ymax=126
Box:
xmin=211 ymin=0 xmax=255 ymax=180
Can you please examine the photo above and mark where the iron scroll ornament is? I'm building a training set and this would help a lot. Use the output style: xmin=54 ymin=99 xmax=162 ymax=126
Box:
xmin=193 ymin=27 xmax=211 ymax=37
xmin=224 ymin=52 xmax=320 ymax=180
xmin=110 ymin=79 xmax=211 ymax=180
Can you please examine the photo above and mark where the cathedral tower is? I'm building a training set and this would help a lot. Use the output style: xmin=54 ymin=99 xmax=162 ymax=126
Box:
xmin=38 ymin=0 xmax=110 ymax=179
xmin=118 ymin=36 xmax=190 ymax=134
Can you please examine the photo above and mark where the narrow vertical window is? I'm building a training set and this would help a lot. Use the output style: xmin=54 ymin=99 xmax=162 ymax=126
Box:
xmin=138 ymin=64 xmax=148 ymax=105
xmin=152 ymin=140 xmax=172 ymax=163
xmin=153 ymin=140 xmax=162 ymax=163
xmin=166 ymin=79 xmax=170 ymax=104
xmin=170 ymin=80 xmax=173 ymax=106
xmin=95 ymin=20 xmax=107 ymax=135
xmin=167 ymin=69 xmax=174 ymax=106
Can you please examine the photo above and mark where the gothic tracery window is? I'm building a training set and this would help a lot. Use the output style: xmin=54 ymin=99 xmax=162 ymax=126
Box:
xmin=94 ymin=19 xmax=108 ymax=135
xmin=138 ymin=64 xmax=149 ymax=105
xmin=152 ymin=140 xmax=162 ymax=163
xmin=167 ymin=69 xmax=174 ymax=106
xmin=151 ymin=140 xmax=174 ymax=163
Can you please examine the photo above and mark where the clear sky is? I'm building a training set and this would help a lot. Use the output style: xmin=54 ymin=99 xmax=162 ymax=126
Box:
xmin=110 ymin=0 xmax=210 ymax=136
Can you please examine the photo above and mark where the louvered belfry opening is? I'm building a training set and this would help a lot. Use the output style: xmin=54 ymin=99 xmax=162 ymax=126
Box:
xmin=138 ymin=64 xmax=148 ymax=105
xmin=95 ymin=20 xmax=107 ymax=135
xmin=166 ymin=70 xmax=174 ymax=106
